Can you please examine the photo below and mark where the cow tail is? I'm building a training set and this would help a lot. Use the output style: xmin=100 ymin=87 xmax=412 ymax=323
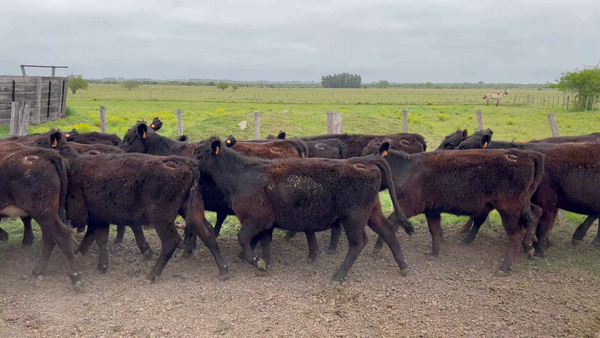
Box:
xmin=45 ymin=152 xmax=69 ymax=223
xmin=374 ymin=157 xmax=414 ymax=235
xmin=338 ymin=141 xmax=348 ymax=159
xmin=291 ymin=140 xmax=309 ymax=158
xmin=183 ymin=168 xmax=202 ymax=245
xmin=529 ymin=152 xmax=545 ymax=195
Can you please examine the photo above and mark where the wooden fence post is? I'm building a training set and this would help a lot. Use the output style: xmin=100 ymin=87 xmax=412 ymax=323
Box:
xmin=10 ymin=102 xmax=30 ymax=136
xmin=513 ymin=95 xmax=517 ymax=104
xmin=592 ymin=95 xmax=597 ymax=111
xmin=547 ymin=112 xmax=559 ymax=137
xmin=402 ymin=109 xmax=408 ymax=133
xmin=585 ymin=96 xmax=590 ymax=111
xmin=177 ymin=109 xmax=183 ymax=137
xmin=476 ymin=109 xmax=484 ymax=131
xmin=327 ymin=111 xmax=343 ymax=134
xmin=254 ymin=111 xmax=260 ymax=140
xmin=35 ymin=77 xmax=42 ymax=125
xmin=566 ymin=96 xmax=570 ymax=110
xmin=100 ymin=106 xmax=107 ymax=133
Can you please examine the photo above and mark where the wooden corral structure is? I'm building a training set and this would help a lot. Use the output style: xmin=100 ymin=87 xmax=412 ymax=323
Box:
xmin=0 ymin=65 xmax=69 ymax=127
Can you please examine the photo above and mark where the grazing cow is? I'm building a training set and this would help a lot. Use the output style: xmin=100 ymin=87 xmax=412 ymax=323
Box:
xmin=455 ymin=130 xmax=600 ymax=255
xmin=224 ymin=135 xmax=308 ymax=159
xmin=362 ymin=143 xmax=544 ymax=274
xmin=436 ymin=129 xmax=468 ymax=150
xmin=299 ymin=132 xmax=426 ymax=157
xmin=483 ymin=90 xmax=508 ymax=106
xmin=0 ymin=141 xmax=82 ymax=287
xmin=191 ymin=136 xmax=414 ymax=281
xmin=48 ymin=132 xmax=229 ymax=280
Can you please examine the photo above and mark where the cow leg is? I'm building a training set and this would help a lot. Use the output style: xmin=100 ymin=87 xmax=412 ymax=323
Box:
xmin=114 ymin=224 xmax=126 ymax=244
xmin=147 ymin=222 xmax=181 ymax=281
xmin=367 ymin=210 xmax=409 ymax=275
xmin=0 ymin=227 xmax=7 ymax=242
xmin=331 ymin=216 xmax=368 ymax=282
xmin=591 ymin=224 xmax=600 ymax=249
xmin=130 ymin=224 xmax=153 ymax=260
xmin=32 ymin=230 xmax=55 ymax=277
xmin=571 ymin=215 xmax=597 ymax=245
xmin=327 ymin=221 xmax=342 ymax=255
xmin=237 ymin=223 xmax=268 ymax=268
xmin=498 ymin=216 xmax=526 ymax=274
xmin=213 ymin=213 xmax=227 ymax=238
xmin=284 ymin=230 xmax=297 ymax=241
xmin=93 ymin=223 xmax=110 ymax=273
xmin=193 ymin=218 xmax=229 ymax=279
xmin=454 ymin=218 xmax=474 ymax=240
xmin=496 ymin=100 xmax=499 ymax=106
xmin=258 ymin=229 xmax=274 ymax=271
xmin=76 ymin=225 xmax=96 ymax=255
xmin=21 ymin=216 xmax=34 ymax=248
xmin=77 ymin=224 xmax=86 ymax=233
xmin=305 ymin=231 xmax=318 ymax=264
xmin=534 ymin=208 xmax=558 ymax=257
xmin=425 ymin=214 xmax=443 ymax=258
xmin=457 ymin=216 xmax=488 ymax=245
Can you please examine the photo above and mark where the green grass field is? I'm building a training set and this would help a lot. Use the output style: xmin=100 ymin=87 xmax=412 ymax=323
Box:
xmin=1 ymin=84 xmax=598 ymax=245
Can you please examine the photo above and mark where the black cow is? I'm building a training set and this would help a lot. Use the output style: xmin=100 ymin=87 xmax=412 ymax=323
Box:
xmin=528 ymin=132 xmax=600 ymax=144
xmin=224 ymin=135 xmax=308 ymax=159
xmin=362 ymin=143 xmax=544 ymax=274
xmin=436 ymin=129 xmax=468 ymax=150
xmin=70 ymin=131 xmax=122 ymax=146
xmin=0 ymin=141 xmax=82 ymax=287
xmin=48 ymin=132 xmax=229 ymax=280
xmin=191 ymin=136 xmax=413 ymax=281
xmin=299 ymin=132 xmax=426 ymax=157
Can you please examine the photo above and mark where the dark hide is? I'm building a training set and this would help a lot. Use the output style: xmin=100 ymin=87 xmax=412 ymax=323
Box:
xmin=119 ymin=121 xmax=197 ymax=156
xmin=304 ymin=139 xmax=347 ymax=159
xmin=71 ymin=131 xmax=122 ymax=146
xmin=529 ymin=132 xmax=600 ymax=144
xmin=456 ymin=129 xmax=556 ymax=151
xmin=436 ymin=129 xmax=468 ymax=150
xmin=299 ymin=132 xmax=426 ymax=157
xmin=361 ymin=145 xmax=545 ymax=273
xmin=0 ymin=141 xmax=81 ymax=286
xmin=191 ymin=136 xmax=413 ymax=282
xmin=49 ymin=132 xmax=229 ymax=280
xmin=225 ymin=135 xmax=308 ymax=159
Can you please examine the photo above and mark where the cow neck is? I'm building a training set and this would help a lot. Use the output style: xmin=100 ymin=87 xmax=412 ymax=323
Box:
xmin=206 ymin=148 xmax=265 ymax=197
xmin=385 ymin=150 xmax=416 ymax=183
xmin=145 ymin=133 xmax=189 ymax=156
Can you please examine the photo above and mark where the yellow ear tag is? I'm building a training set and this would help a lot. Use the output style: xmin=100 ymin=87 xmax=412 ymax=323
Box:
xmin=65 ymin=133 xmax=70 ymax=138
xmin=143 ymin=131 xmax=147 ymax=138
xmin=52 ymin=139 xmax=58 ymax=148
xmin=381 ymin=150 xmax=388 ymax=157
xmin=151 ymin=124 xmax=155 ymax=128
xmin=214 ymin=146 xmax=220 ymax=155
xmin=226 ymin=139 xmax=231 ymax=144
xmin=483 ymin=142 xmax=488 ymax=148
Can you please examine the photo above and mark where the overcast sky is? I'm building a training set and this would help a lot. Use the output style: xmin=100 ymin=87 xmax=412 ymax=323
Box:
xmin=1 ymin=0 xmax=599 ymax=83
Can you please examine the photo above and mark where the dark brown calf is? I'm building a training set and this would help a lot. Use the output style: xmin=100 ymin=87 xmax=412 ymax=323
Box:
xmin=192 ymin=137 xmax=413 ymax=281
xmin=0 ymin=141 xmax=81 ymax=286
xmin=363 ymin=145 xmax=544 ymax=273
xmin=300 ymin=132 xmax=426 ymax=157
xmin=49 ymin=132 xmax=229 ymax=280
xmin=225 ymin=135 xmax=307 ymax=159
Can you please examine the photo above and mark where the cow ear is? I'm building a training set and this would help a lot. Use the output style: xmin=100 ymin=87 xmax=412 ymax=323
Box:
xmin=50 ymin=131 xmax=61 ymax=148
xmin=225 ymin=135 xmax=236 ymax=147
xmin=461 ymin=129 xmax=468 ymax=140
xmin=484 ymin=128 xmax=494 ymax=136
xmin=177 ymin=135 xmax=188 ymax=142
xmin=378 ymin=141 xmax=390 ymax=157
xmin=211 ymin=139 xmax=222 ymax=155
xmin=137 ymin=124 xmax=148 ymax=139
xmin=482 ymin=134 xmax=492 ymax=148
xmin=277 ymin=131 xmax=286 ymax=139
xmin=151 ymin=117 xmax=162 ymax=131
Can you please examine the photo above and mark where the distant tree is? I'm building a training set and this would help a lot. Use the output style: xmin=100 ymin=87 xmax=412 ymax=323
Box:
xmin=548 ymin=66 xmax=600 ymax=110
xmin=425 ymin=82 xmax=433 ymax=89
xmin=207 ymin=81 xmax=216 ymax=86
xmin=231 ymin=84 xmax=239 ymax=91
xmin=122 ymin=80 xmax=139 ymax=91
xmin=376 ymin=80 xmax=389 ymax=88
xmin=68 ymin=75 xmax=88 ymax=94
xmin=321 ymin=73 xmax=362 ymax=88
xmin=217 ymin=82 xmax=229 ymax=91
xmin=478 ymin=81 xmax=484 ymax=84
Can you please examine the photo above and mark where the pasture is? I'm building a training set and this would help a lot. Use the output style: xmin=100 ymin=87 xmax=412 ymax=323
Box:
xmin=0 ymin=84 xmax=599 ymax=337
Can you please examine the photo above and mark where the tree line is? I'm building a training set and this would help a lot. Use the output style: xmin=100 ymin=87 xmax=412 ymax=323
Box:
xmin=321 ymin=73 xmax=362 ymax=88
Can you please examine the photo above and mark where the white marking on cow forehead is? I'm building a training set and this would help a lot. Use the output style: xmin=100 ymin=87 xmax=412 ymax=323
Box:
xmin=505 ymin=154 xmax=518 ymax=162
xmin=315 ymin=143 xmax=326 ymax=150
xmin=23 ymin=156 xmax=39 ymax=164
xmin=0 ymin=205 xmax=28 ymax=218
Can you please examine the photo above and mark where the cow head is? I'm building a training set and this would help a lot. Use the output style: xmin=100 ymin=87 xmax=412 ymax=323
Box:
xmin=65 ymin=128 xmax=79 ymax=142
xmin=456 ymin=129 xmax=494 ymax=150
xmin=150 ymin=117 xmax=163 ymax=131
xmin=119 ymin=121 xmax=151 ymax=153
xmin=360 ymin=138 xmax=393 ymax=156
xmin=192 ymin=136 xmax=225 ymax=171
xmin=378 ymin=141 xmax=390 ymax=157
xmin=225 ymin=135 xmax=237 ymax=147
xmin=437 ymin=129 xmax=468 ymax=150
xmin=266 ymin=131 xmax=286 ymax=140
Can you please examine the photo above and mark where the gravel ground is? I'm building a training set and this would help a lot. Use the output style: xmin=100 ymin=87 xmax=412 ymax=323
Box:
xmin=1 ymin=221 xmax=599 ymax=337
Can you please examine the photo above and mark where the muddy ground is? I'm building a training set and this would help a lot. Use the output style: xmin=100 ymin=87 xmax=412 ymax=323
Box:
xmin=0 ymin=220 xmax=599 ymax=337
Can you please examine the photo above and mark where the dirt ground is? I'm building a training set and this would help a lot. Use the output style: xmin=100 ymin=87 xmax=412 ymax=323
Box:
xmin=1 ymin=221 xmax=599 ymax=338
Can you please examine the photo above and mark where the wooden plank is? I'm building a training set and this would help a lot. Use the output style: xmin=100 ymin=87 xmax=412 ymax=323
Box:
xmin=100 ymin=106 xmax=107 ymax=133
xmin=402 ymin=109 xmax=408 ymax=132
xmin=35 ymin=77 xmax=41 ymax=125
xmin=547 ymin=112 xmax=560 ymax=136
xmin=476 ymin=109 xmax=484 ymax=130
xmin=0 ymin=117 xmax=12 ymax=125
xmin=177 ymin=109 xmax=183 ymax=137
xmin=254 ymin=111 xmax=260 ymax=140
xmin=0 ymin=76 xmax=37 ymax=84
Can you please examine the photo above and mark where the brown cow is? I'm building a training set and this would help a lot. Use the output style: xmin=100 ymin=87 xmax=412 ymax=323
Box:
xmin=299 ymin=132 xmax=426 ymax=157
xmin=191 ymin=136 xmax=413 ymax=281
xmin=0 ymin=141 xmax=82 ymax=287
xmin=362 ymin=143 xmax=544 ymax=274
xmin=224 ymin=135 xmax=307 ymax=159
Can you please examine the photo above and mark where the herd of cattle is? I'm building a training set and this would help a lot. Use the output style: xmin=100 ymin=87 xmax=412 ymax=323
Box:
xmin=0 ymin=117 xmax=599 ymax=289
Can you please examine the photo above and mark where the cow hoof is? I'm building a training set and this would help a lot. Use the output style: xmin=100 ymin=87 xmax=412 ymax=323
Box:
xmin=113 ymin=238 xmax=124 ymax=245
xmin=495 ymin=270 xmax=510 ymax=277
xmin=257 ymin=259 xmax=267 ymax=272
xmin=97 ymin=264 xmax=108 ymax=274
xmin=372 ymin=246 xmax=382 ymax=255
xmin=400 ymin=267 xmax=411 ymax=277
xmin=327 ymin=248 xmax=337 ymax=255
xmin=219 ymin=269 xmax=231 ymax=281
xmin=533 ymin=251 xmax=545 ymax=258
xmin=143 ymin=249 xmax=154 ymax=261
xmin=571 ymin=239 xmax=583 ymax=246
xmin=73 ymin=280 xmax=84 ymax=293
xmin=589 ymin=241 xmax=600 ymax=250
xmin=145 ymin=274 xmax=156 ymax=283
xmin=425 ymin=252 xmax=438 ymax=261
xmin=0 ymin=231 xmax=8 ymax=242
xmin=31 ymin=268 xmax=44 ymax=278
xmin=21 ymin=239 xmax=34 ymax=248
xmin=306 ymin=257 xmax=316 ymax=264
xmin=237 ymin=251 xmax=245 ymax=261
xmin=526 ymin=249 xmax=536 ymax=260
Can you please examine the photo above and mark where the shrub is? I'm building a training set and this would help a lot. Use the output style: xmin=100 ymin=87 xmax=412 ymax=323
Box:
xmin=65 ymin=106 xmax=75 ymax=117
xmin=215 ymin=108 xmax=226 ymax=114
xmin=438 ymin=113 xmax=449 ymax=121
xmin=72 ymin=123 xmax=96 ymax=133
xmin=341 ymin=109 xmax=350 ymax=113
xmin=506 ymin=119 xmax=515 ymax=125
xmin=426 ymin=101 xmax=433 ymax=105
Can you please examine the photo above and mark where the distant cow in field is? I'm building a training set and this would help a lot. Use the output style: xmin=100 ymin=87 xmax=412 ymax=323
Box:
xmin=47 ymin=132 xmax=229 ymax=280
xmin=454 ymin=130 xmax=600 ymax=255
xmin=192 ymin=136 xmax=414 ymax=281
xmin=483 ymin=90 xmax=508 ymax=106
xmin=0 ymin=141 xmax=82 ymax=287
xmin=362 ymin=143 xmax=544 ymax=274
xmin=299 ymin=132 xmax=426 ymax=157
